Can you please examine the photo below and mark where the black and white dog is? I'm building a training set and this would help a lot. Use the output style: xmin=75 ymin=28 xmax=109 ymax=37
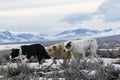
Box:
xmin=9 ymin=44 xmax=50 ymax=64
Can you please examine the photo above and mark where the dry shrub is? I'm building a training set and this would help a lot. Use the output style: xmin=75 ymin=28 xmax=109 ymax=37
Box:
xmin=49 ymin=59 xmax=120 ymax=80
xmin=0 ymin=63 xmax=46 ymax=80
xmin=97 ymin=49 xmax=120 ymax=58
xmin=0 ymin=50 xmax=11 ymax=65
xmin=0 ymin=54 xmax=9 ymax=65
xmin=6 ymin=64 xmax=38 ymax=80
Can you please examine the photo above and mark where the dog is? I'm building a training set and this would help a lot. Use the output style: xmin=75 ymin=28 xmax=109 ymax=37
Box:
xmin=62 ymin=38 xmax=98 ymax=61
xmin=46 ymin=38 xmax=80 ymax=67
xmin=46 ymin=42 xmax=71 ymax=67
xmin=9 ymin=44 xmax=50 ymax=64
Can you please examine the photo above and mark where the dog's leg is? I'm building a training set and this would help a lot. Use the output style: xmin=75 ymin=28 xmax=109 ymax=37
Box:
xmin=90 ymin=49 xmax=99 ymax=62
xmin=23 ymin=58 xmax=29 ymax=63
xmin=47 ymin=58 xmax=56 ymax=69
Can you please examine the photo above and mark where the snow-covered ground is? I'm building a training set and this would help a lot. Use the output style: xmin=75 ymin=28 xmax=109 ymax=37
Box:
xmin=0 ymin=43 xmax=120 ymax=80
xmin=6 ymin=59 xmax=63 ymax=69
xmin=0 ymin=43 xmax=33 ymax=50
xmin=0 ymin=43 xmax=120 ymax=69
xmin=2 ymin=58 xmax=119 ymax=80
xmin=7 ymin=58 xmax=120 ymax=68
xmin=98 ymin=47 xmax=120 ymax=51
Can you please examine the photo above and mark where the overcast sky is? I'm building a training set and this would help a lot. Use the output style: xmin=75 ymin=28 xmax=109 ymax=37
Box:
xmin=0 ymin=0 xmax=120 ymax=35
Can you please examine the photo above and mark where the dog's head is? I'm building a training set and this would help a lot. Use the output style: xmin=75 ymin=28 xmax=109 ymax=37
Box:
xmin=47 ymin=43 xmax=64 ymax=56
xmin=63 ymin=41 xmax=73 ymax=52
xmin=9 ymin=48 xmax=20 ymax=59
xmin=47 ymin=45 xmax=58 ymax=55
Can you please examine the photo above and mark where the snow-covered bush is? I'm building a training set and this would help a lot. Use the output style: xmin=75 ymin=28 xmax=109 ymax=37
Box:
xmin=49 ymin=59 xmax=120 ymax=80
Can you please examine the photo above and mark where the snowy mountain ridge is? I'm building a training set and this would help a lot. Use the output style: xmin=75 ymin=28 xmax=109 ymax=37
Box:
xmin=0 ymin=27 xmax=120 ymax=42
xmin=0 ymin=30 xmax=49 ymax=42
xmin=55 ymin=27 xmax=120 ymax=39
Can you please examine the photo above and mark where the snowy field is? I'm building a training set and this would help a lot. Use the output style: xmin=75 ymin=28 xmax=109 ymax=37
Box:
xmin=0 ymin=58 xmax=119 ymax=80
xmin=0 ymin=43 xmax=33 ymax=50
xmin=0 ymin=43 xmax=120 ymax=80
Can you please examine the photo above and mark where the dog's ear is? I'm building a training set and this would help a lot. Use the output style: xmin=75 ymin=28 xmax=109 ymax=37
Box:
xmin=66 ymin=41 xmax=72 ymax=49
xmin=12 ymin=48 xmax=19 ymax=52
xmin=53 ymin=46 xmax=57 ymax=51
xmin=48 ymin=48 xmax=52 ymax=51
xmin=16 ymin=49 xmax=19 ymax=52
xmin=12 ymin=48 xmax=15 ymax=51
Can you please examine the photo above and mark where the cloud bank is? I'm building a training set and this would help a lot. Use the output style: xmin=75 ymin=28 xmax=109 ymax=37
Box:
xmin=61 ymin=0 xmax=120 ymax=31
xmin=0 ymin=0 xmax=119 ymax=35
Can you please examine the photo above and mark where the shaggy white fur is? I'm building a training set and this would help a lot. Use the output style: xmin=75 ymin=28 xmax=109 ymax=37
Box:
xmin=63 ymin=38 xmax=98 ymax=61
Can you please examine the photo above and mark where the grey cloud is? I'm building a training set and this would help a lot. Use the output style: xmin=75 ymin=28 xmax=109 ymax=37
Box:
xmin=97 ymin=0 xmax=120 ymax=21
xmin=61 ymin=13 xmax=92 ymax=24
xmin=62 ymin=0 xmax=120 ymax=24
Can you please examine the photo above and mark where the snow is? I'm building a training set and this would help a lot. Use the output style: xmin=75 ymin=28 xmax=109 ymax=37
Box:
xmin=98 ymin=47 xmax=120 ymax=51
xmin=56 ymin=27 xmax=120 ymax=39
xmin=6 ymin=59 xmax=64 ymax=69
xmin=0 ymin=43 xmax=120 ymax=79
xmin=5 ymin=58 xmax=120 ymax=69
xmin=38 ymin=78 xmax=65 ymax=80
xmin=98 ymin=58 xmax=120 ymax=69
xmin=0 ymin=28 xmax=120 ymax=42
xmin=2 ymin=58 xmax=119 ymax=80
xmin=0 ymin=76 xmax=4 ymax=79
xmin=0 ymin=58 xmax=120 ymax=80
xmin=0 ymin=43 xmax=33 ymax=50
xmin=0 ymin=43 xmax=119 ymax=67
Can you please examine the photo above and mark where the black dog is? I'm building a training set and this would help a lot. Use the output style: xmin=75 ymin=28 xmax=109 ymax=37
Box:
xmin=10 ymin=44 xmax=50 ymax=64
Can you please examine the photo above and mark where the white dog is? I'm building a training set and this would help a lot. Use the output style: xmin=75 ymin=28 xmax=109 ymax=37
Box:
xmin=63 ymin=38 xmax=98 ymax=61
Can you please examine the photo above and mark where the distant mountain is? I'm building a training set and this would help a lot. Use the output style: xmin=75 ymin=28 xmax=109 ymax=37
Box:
xmin=96 ymin=34 xmax=120 ymax=49
xmin=97 ymin=34 xmax=120 ymax=41
xmin=0 ymin=27 xmax=120 ymax=42
xmin=55 ymin=28 xmax=120 ymax=39
xmin=0 ymin=30 xmax=49 ymax=42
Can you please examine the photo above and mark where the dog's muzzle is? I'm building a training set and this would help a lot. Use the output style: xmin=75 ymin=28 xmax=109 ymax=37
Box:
xmin=63 ymin=49 xmax=65 ymax=52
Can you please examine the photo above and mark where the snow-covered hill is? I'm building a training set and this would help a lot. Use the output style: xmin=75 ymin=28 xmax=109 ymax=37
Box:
xmin=0 ymin=27 xmax=120 ymax=42
xmin=55 ymin=27 xmax=120 ymax=39
xmin=0 ymin=30 xmax=49 ymax=42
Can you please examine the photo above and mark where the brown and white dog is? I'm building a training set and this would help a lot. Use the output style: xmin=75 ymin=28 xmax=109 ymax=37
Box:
xmin=62 ymin=38 xmax=98 ymax=61
xmin=46 ymin=42 xmax=71 ymax=67
xmin=46 ymin=38 xmax=80 ymax=67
